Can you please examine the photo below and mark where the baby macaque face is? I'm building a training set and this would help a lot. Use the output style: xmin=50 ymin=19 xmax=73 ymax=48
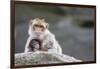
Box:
xmin=29 ymin=39 xmax=41 ymax=52
xmin=30 ymin=18 xmax=49 ymax=34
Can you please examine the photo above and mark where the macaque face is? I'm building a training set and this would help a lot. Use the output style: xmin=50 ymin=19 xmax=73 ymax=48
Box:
xmin=33 ymin=23 xmax=45 ymax=32
xmin=30 ymin=18 xmax=49 ymax=34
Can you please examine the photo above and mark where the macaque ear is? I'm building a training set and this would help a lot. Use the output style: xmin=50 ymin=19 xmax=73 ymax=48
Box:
xmin=46 ymin=23 xmax=49 ymax=28
xmin=35 ymin=18 xmax=40 ymax=21
xmin=42 ymin=19 xmax=45 ymax=22
xmin=29 ymin=19 xmax=33 ymax=25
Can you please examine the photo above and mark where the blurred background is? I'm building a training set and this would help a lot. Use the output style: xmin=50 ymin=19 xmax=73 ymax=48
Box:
xmin=15 ymin=3 xmax=95 ymax=61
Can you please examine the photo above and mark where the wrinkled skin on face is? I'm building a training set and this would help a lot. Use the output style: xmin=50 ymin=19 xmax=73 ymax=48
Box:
xmin=30 ymin=18 xmax=49 ymax=36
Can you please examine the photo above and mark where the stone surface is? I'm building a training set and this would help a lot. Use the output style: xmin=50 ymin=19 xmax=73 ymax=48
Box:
xmin=15 ymin=52 xmax=82 ymax=66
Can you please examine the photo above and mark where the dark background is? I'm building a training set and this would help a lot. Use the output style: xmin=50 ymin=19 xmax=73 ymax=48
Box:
xmin=15 ymin=3 xmax=95 ymax=61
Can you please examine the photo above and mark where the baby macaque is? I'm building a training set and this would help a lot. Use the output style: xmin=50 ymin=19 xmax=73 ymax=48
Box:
xmin=28 ymin=39 xmax=40 ymax=52
xmin=24 ymin=18 xmax=62 ymax=54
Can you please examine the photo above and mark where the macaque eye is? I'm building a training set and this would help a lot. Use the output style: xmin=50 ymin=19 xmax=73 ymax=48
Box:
xmin=34 ymin=25 xmax=41 ymax=27
xmin=33 ymin=25 xmax=45 ymax=31
xmin=39 ymin=25 xmax=43 ymax=28
xmin=34 ymin=24 xmax=43 ymax=28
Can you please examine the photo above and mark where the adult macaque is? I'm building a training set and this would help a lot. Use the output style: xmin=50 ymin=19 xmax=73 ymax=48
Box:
xmin=24 ymin=18 xmax=62 ymax=54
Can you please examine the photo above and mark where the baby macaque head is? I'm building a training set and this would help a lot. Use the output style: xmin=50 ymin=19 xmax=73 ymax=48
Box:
xmin=29 ymin=39 xmax=41 ymax=52
xmin=29 ymin=18 xmax=49 ymax=34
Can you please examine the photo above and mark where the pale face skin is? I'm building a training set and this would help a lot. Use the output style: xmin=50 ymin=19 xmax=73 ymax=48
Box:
xmin=30 ymin=18 xmax=49 ymax=37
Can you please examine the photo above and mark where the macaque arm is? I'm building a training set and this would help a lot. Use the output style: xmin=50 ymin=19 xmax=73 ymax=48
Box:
xmin=43 ymin=33 xmax=62 ymax=54
xmin=24 ymin=37 xmax=32 ymax=53
xmin=47 ymin=40 xmax=62 ymax=54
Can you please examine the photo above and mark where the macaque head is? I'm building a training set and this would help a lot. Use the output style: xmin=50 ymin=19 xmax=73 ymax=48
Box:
xmin=29 ymin=18 xmax=49 ymax=34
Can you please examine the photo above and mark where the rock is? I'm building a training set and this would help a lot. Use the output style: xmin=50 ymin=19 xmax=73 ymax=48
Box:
xmin=15 ymin=52 xmax=82 ymax=66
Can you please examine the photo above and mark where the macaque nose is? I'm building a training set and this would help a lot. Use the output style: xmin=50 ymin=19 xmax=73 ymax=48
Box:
xmin=36 ymin=27 xmax=42 ymax=31
xmin=35 ymin=29 xmax=43 ymax=35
